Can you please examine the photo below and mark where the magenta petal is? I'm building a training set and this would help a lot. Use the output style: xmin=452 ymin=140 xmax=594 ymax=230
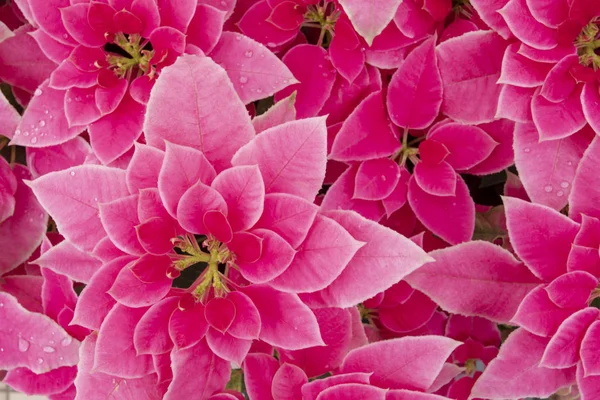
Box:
xmin=437 ymin=30 xmax=508 ymax=124
xmin=177 ymin=180 xmax=227 ymax=235
xmin=408 ymin=174 xmax=474 ymax=244
xmin=136 ymin=217 xmax=177 ymax=254
xmin=232 ymin=117 xmax=326 ymax=202
xmin=206 ymin=330 xmax=252 ymax=365
xmin=330 ymin=90 xmax=399 ymax=161
xmin=511 ymin=286 xmax=577 ymax=337
xmin=467 ymin=119 xmax=515 ymax=175
xmin=387 ymin=37 xmax=442 ymax=130
xmin=187 ymin=4 xmax=225 ymax=53
xmin=514 ymin=123 xmax=591 ymax=211
xmin=499 ymin=0 xmax=558 ymax=49
xmin=406 ymin=241 xmax=541 ymax=323
xmin=204 ymin=210 xmax=234 ymax=243
xmin=12 ymin=81 xmax=83 ymax=148
xmin=242 ymin=284 xmax=324 ymax=350
xmin=379 ymin=290 xmax=438 ymax=333
xmin=27 ymin=165 xmax=128 ymax=251
xmin=577 ymin=362 xmax=600 ymax=400
xmin=545 ymin=271 xmax=597 ymax=309
xmin=109 ymin=265 xmax=172 ymax=308
xmin=498 ymin=43 xmax=553 ymax=88
xmin=168 ymin=301 xmax=209 ymax=350
xmin=428 ymin=123 xmax=498 ymax=171
xmin=71 ymin=256 xmax=135 ymax=330
xmin=275 ymin=44 xmax=335 ymax=119
xmin=341 ymin=336 xmax=460 ymax=391
xmin=540 ymin=55 xmax=578 ymax=102
xmin=413 ymin=161 xmax=456 ymax=197
xmin=133 ymin=296 xmax=179 ymax=355
xmin=126 ymin=143 xmax=164 ymax=193
xmin=581 ymin=82 xmax=600 ymax=135
xmin=99 ymin=194 xmax=144 ymax=255
xmin=210 ymin=31 xmax=297 ymax=104
xmin=0 ymin=292 xmax=79 ymax=374
xmin=34 ymin=240 xmax=101 ymax=283
xmin=0 ymin=91 xmax=19 ymax=139
xmin=158 ymin=141 xmax=217 ymax=217
xmin=211 ymin=165 xmax=265 ymax=232
xmin=94 ymin=304 xmax=154 ymax=378
xmin=29 ymin=29 xmax=72 ymax=64
xmin=269 ymin=214 xmax=363 ymax=293
xmin=570 ymin=137 xmax=600 ymax=221
xmin=254 ymin=193 xmax=318 ymax=248
xmin=338 ymin=0 xmax=402 ymax=45
xmin=238 ymin=1 xmax=297 ymax=47
xmin=60 ymin=3 xmax=105 ymax=47
xmin=3 ymin=366 xmax=76 ymax=397
xmin=227 ymin=291 xmax=261 ymax=340
xmin=145 ymin=54 xmax=255 ymax=172
xmin=581 ymin=320 xmax=600 ymax=376
xmin=271 ymin=363 xmax=307 ymax=399
xmin=504 ymin=196 xmax=579 ymax=281
xmin=497 ymin=85 xmax=535 ymax=122
xmin=238 ymin=229 xmax=294 ymax=284
xmin=243 ymin=353 xmax=279 ymax=400
xmin=540 ymin=307 xmax=599 ymax=369
xmin=472 ymin=329 xmax=575 ymax=399
xmin=205 ymin=297 xmax=236 ymax=333
xmin=532 ymin=87 xmax=586 ymax=141
xmin=329 ymin=18 xmax=366 ymax=83
xmin=164 ymin=338 xmax=231 ymax=400
xmin=353 ymin=158 xmax=401 ymax=201
xmin=156 ymin=0 xmax=195 ymax=31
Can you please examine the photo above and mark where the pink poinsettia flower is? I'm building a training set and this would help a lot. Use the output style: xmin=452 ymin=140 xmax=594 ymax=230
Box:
xmin=244 ymin=335 xmax=462 ymax=399
xmin=27 ymin=53 xmax=432 ymax=397
xmin=6 ymin=0 xmax=295 ymax=165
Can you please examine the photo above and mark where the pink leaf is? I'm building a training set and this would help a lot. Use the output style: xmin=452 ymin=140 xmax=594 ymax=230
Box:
xmin=0 ymin=292 xmax=80 ymax=374
xmin=145 ymin=54 xmax=255 ymax=172
xmin=341 ymin=336 xmax=460 ymax=391
xmin=27 ymin=165 xmax=129 ymax=251
xmin=387 ymin=37 xmax=442 ymax=130
xmin=232 ymin=117 xmax=327 ymax=202
xmin=471 ymin=329 xmax=576 ymax=399
xmin=210 ymin=32 xmax=297 ymax=104
xmin=406 ymin=241 xmax=541 ymax=323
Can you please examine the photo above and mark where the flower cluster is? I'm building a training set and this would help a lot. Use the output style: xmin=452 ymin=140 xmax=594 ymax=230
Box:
xmin=2 ymin=0 xmax=600 ymax=399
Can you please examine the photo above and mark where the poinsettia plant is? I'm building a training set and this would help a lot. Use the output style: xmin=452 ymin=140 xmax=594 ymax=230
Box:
xmin=2 ymin=0 xmax=600 ymax=399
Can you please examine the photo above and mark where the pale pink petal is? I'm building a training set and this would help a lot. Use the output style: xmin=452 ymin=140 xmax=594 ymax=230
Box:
xmin=514 ymin=122 xmax=592 ymax=211
xmin=0 ymin=91 xmax=19 ymax=138
xmin=98 ymin=194 xmax=144 ymax=255
xmin=210 ymin=32 xmax=297 ymax=104
xmin=541 ymin=308 xmax=599 ymax=369
xmin=339 ymin=0 xmax=401 ymax=45
xmin=27 ymin=165 xmax=128 ymax=251
xmin=241 ymin=285 xmax=324 ymax=350
xmin=269 ymin=214 xmax=363 ymax=293
xmin=34 ymin=241 xmax=100 ymax=283
xmin=0 ymin=292 xmax=79 ymax=374
xmin=164 ymin=339 xmax=231 ymax=400
xmin=503 ymin=196 xmax=578 ymax=280
xmin=177 ymin=181 xmax=227 ymax=235
xmin=211 ymin=165 xmax=265 ymax=232
xmin=386 ymin=391 xmax=450 ymax=400
xmin=341 ymin=336 xmax=461 ymax=390
xmin=387 ymin=37 xmax=442 ymax=130
xmin=437 ymin=30 xmax=508 ymax=124
xmin=238 ymin=229 xmax=295 ymax=283
xmin=145 ymin=54 xmax=255 ymax=172
xmin=94 ymin=304 xmax=154 ymax=378
xmin=275 ymin=44 xmax=335 ymax=118
xmin=406 ymin=240 xmax=541 ymax=323
xmin=407 ymin=174 xmax=475 ymax=244
xmin=252 ymin=93 xmax=297 ymax=133
xmin=3 ymin=367 xmax=76 ymax=397
xmin=125 ymin=144 xmax=165 ymax=193
xmin=12 ymin=81 xmax=82 ymax=147
xmin=26 ymin=137 xmax=91 ymax=178
xmin=232 ymin=117 xmax=326 ymax=202
xmin=472 ymin=329 xmax=576 ymax=399
xmin=330 ymin=90 xmax=399 ymax=161
xmin=532 ymin=87 xmax=586 ymax=141
xmin=133 ymin=296 xmax=179 ymax=355
xmin=158 ymin=141 xmax=217 ymax=218
xmin=301 ymin=373 xmax=371 ymax=399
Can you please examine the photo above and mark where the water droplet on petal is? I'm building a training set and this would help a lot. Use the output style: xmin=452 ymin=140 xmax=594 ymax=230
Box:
xmin=44 ymin=109 xmax=49 ymax=115
xmin=544 ymin=185 xmax=553 ymax=193
xmin=267 ymin=42 xmax=276 ymax=48
xmin=235 ymin=36 xmax=242 ymax=41
xmin=0 ymin=302 xmax=4 ymax=307
xmin=31 ymin=137 xmax=38 ymax=144
xmin=34 ymin=88 xmax=42 ymax=96
xmin=1 ymin=348 xmax=4 ymax=352
xmin=220 ymin=0 xmax=226 ymax=5
xmin=256 ymin=88 xmax=263 ymax=93
xmin=37 ymin=357 xmax=44 ymax=364
xmin=560 ymin=181 xmax=569 ymax=188
xmin=239 ymin=76 xmax=248 ymax=84
xmin=557 ymin=190 xmax=564 ymax=197
xmin=43 ymin=346 xmax=56 ymax=353
xmin=567 ymin=161 xmax=573 ymax=166
xmin=244 ymin=50 xmax=253 ymax=58
xmin=14 ymin=129 xmax=20 ymax=135
xmin=18 ymin=337 xmax=30 ymax=352
xmin=523 ymin=147 xmax=531 ymax=153
xmin=59 ymin=356 xmax=64 ymax=361
xmin=70 ymin=171 xmax=76 ymax=177
xmin=60 ymin=337 xmax=72 ymax=347
xmin=23 ymin=131 xmax=29 ymax=137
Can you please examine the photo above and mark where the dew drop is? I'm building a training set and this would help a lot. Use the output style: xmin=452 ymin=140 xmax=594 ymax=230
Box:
xmin=37 ymin=357 xmax=44 ymax=365
xmin=260 ymin=53 xmax=265 ymax=58
xmin=14 ymin=129 xmax=20 ymax=136
xmin=0 ymin=302 xmax=3 ymax=307
xmin=34 ymin=88 xmax=42 ymax=96
xmin=60 ymin=336 xmax=72 ymax=347
xmin=256 ymin=88 xmax=263 ymax=93
xmin=267 ymin=42 xmax=276 ymax=48
xmin=557 ymin=190 xmax=564 ymax=197
xmin=31 ymin=137 xmax=38 ymax=144
xmin=1 ymin=348 xmax=4 ymax=352
xmin=50 ymin=340 xmax=55 ymax=345
xmin=544 ymin=184 xmax=553 ymax=193
xmin=43 ymin=346 xmax=56 ymax=353
xmin=239 ymin=76 xmax=248 ymax=84
xmin=59 ymin=356 xmax=64 ymax=361
xmin=44 ymin=109 xmax=49 ymax=115
xmin=523 ymin=147 xmax=531 ymax=153
xmin=18 ymin=337 xmax=30 ymax=352
xmin=23 ymin=131 xmax=29 ymax=137
xmin=322 ymin=72 xmax=328 ymax=77
xmin=63 ymin=33 xmax=68 ymax=39
xmin=75 ymin=96 xmax=81 ymax=102
xmin=67 ymin=97 xmax=72 ymax=103
xmin=220 ymin=0 xmax=226 ymax=5
xmin=244 ymin=50 xmax=253 ymax=58
xmin=235 ymin=36 xmax=242 ymax=41
xmin=567 ymin=161 xmax=573 ymax=166
xmin=70 ymin=171 xmax=76 ymax=177
xmin=560 ymin=181 xmax=569 ymax=188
